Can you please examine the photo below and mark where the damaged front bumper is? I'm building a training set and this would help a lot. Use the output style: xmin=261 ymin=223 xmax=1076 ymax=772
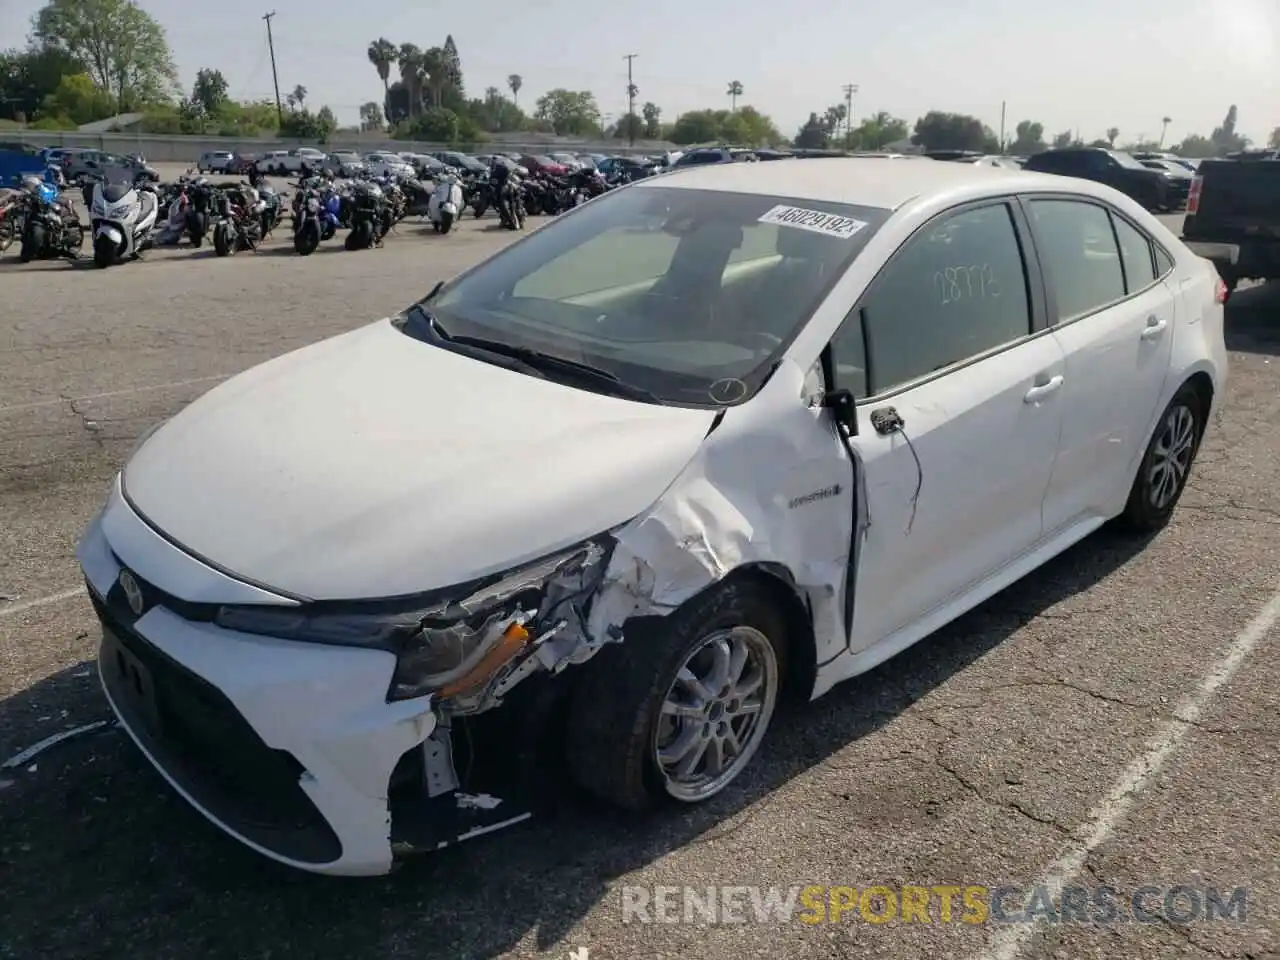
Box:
xmin=78 ymin=497 xmax=557 ymax=876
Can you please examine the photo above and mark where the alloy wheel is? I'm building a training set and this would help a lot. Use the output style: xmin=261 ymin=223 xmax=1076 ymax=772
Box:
xmin=1147 ymin=403 xmax=1196 ymax=510
xmin=653 ymin=625 xmax=778 ymax=802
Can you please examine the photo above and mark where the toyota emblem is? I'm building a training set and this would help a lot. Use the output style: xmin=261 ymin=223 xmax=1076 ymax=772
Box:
xmin=118 ymin=569 xmax=145 ymax=616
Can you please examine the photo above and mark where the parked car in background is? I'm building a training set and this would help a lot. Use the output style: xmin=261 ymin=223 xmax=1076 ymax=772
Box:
xmin=255 ymin=148 xmax=326 ymax=175
xmin=595 ymin=156 xmax=656 ymax=179
xmin=399 ymin=153 xmax=447 ymax=178
xmin=324 ymin=151 xmax=367 ymax=176
xmin=1182 ymin=156 xmax=1280 ymax=296
xmin=362 ymin=152 xmax=415 ymax=178
xmin=198 ymin=151 xmax=236 ymax=174
xmin=549 ymin=152 xmax=583 ymax=171
xmin=63 ymin=149 xmax=158 ymax=184
xmin=476 ymin=154 xmax=528 ymax=176
xmin=520 ymin=154 xmax=570 ymax=176
xmin=1133 ymin=152 xmax=1198 ymax=173
xmin=434 ymin=151 xmax=488 ymax=175
xmin=1138 ymin=159 xmax=1194 ymax=207
xmin=1022 ymin=147 xmax=1171 ymax=211
xmin=672 ymin=147 xmax=757 ymax=167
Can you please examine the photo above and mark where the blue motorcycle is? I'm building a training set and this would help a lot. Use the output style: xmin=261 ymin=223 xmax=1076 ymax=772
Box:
xmin=17 ymin=175 xmax=83 ymax=262
xmin=291 ymin=179 xmax=340 ymax=256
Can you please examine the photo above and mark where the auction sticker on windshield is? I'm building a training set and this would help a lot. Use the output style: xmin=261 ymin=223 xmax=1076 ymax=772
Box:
xmin=758 ymin=205 xmax=868 ymax=239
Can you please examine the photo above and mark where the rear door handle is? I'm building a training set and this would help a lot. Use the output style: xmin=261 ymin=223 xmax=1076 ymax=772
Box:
xmin=1024 ymin=375 xmax=1064 ymax=403
xmin=1141 ymin=315 xmax=1168 ymax=340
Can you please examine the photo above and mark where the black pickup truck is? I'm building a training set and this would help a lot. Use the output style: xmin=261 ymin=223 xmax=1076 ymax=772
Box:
xmin=1181 ymin=157 xmax=1280 ymax=296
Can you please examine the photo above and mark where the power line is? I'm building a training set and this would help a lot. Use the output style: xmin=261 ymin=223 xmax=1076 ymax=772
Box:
xmin=624 ymin=54 xmax=637 ymax=147
xmin=262 ymin=12 xmax=283 ymax=127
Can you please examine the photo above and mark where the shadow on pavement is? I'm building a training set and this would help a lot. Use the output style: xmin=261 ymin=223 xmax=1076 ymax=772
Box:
xmin=0 ymin=526 xmax=1153 ymax=960
xmin=1225 ymin=280 xmax=1280 ymax=356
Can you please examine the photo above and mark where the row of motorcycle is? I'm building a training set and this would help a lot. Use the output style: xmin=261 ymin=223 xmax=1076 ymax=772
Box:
xmin=0 ymin=164 xmax=625 ymax=267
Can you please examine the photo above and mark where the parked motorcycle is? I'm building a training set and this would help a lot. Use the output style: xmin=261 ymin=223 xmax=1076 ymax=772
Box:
xmin=256 ymin=183 xmax=284 ymax=238
xmin=89 ymin=180 xmax=159 ymax=267
xmin=1 ymin=182 xmax=30 ymax=257
xmin=498 ymin=179 xmax=526 ymax=231
xmin=185 ymin=178 xmax=217 ymax=246
xmin=211 ymin=183 xmax=264 ymax=256
xmin=427 ymin=175 xmax=463 ymax=234
xmin=291 ymin=180 xmax=341 ymax=255
xmin=344 ymin=181 xmax=388 ymax=250
xmin=16 ymin=175 xmax=83 ymax=261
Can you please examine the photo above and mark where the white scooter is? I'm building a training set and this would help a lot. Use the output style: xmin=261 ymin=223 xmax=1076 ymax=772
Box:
xmin=427 ymin=175 xmax=463 ymax=234
xmin=90 ymin=179 xmax=159 ymax=268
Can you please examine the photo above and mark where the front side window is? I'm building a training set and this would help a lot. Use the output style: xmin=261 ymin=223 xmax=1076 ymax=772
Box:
xmin=412 ymin=186 xmax=890 ymax=407
xmin=1028 ymin=199 xmax=1125 ymax=320
xmin=830 ymin=203 xmax=1032 ymax=396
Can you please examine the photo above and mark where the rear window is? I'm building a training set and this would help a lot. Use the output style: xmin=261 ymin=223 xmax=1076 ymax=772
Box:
xmin=416 ymin=186 xmax=890 ymax=407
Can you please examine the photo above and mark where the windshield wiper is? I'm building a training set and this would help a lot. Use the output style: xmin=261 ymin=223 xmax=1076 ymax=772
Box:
xmin=417 ymin=309 xmax=664 ymax=405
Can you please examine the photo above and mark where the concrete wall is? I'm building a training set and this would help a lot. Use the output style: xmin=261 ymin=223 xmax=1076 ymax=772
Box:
xmin=2 ymin=130 xmax=679 ymax=162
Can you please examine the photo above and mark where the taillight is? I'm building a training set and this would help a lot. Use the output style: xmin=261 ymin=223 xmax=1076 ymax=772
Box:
xmin=1215 ymin=276 xmax=1228 ymax=304
xmin=1187 ymin=176 xmax=1203 ymax=215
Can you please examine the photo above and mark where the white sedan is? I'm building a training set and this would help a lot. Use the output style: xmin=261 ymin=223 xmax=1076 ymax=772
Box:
xmin=362 ymin=152 xmax=415 ymax=178
xmin=77 ymin=159 xmax=1226 ymax=876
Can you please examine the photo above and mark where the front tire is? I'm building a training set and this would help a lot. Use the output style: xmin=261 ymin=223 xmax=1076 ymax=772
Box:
xmin=439 ymin=210 xmax=454 ymax=234
xmin=19 ymin=222 xmax=45 ymax=262
xmin=1119 ymin=384 xmax=1205 ymax=532
xmin=93 ymin=235 xmax=114 ymax=268
xmin=294 ymin=221 xmax=320 ymax=256
xmin=566 ymin=577 xmax=787 ymax=812
xmin=213 ymin=222 xmax=233 ymax=257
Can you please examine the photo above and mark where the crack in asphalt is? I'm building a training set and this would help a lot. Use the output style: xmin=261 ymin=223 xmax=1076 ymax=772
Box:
xmin=61 ymin=395 xmax=105 ymax=449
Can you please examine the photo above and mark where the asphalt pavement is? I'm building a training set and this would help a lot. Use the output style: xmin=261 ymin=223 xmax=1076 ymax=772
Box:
xmin=0 ymin=196 xmax=1277 ymax=960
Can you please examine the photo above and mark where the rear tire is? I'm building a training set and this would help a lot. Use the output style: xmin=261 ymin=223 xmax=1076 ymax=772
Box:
xmin=1118 ymin=384 xmax=1205 ymax=533
xmin=294 ymin=222 xmax=320 ymax=256
xmin=565 ymin=577 xmax=788 ymax=812
xmin=213 ymin=222 xmax=233 ymax=257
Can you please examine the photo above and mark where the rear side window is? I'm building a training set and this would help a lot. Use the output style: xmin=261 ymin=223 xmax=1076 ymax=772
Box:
xmin=1154 ymin=244 xmax=1174 ymax=276
xmin=833 ymin=202 xmax=1032 ymax=396
xmin=1028 ymin=199 xmax=1125 ymax=321
xmin=1111 ymin=215 xmax=1157 ymax=292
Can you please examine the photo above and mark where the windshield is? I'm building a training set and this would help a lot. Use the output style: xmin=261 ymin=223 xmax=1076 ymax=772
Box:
xmin=407 ymin=186 xmax=889 ymax=407
xmin=1108 ymin=151 xmax=1147 ymax=170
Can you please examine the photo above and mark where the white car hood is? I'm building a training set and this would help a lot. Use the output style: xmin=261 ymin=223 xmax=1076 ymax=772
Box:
xmin=123 ymin=319 xmax=717 ymax=600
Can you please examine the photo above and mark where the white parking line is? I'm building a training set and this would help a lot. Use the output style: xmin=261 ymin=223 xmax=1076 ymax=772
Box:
xmin=974 ymin=588 xmax=1280 ymax=960
xmin=0 ymin=587 xmax=88 ymax=619
xmin=0 ymin=374 xmax=230 ymax=416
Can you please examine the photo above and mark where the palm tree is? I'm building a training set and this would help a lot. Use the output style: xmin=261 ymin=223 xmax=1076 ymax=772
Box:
xmin=507 ymin=74 xmax=522 ymax=108
xmin=397 ymin=43 xmax=423 ymax=116
xmin=290 ymin=85 xmax=307 ymax=110
xmin=1159 ymin=116 xmax=1172 ymax=148
xmin=1106 ymin=126 xmax=1120 ymax=147
xmin=367 ymin=38 xmax=397 ymax=111
xmin=421 ymin=46 xmax=450 ymax=109
xmin=726 ymin=80 xmax=743 ymax=112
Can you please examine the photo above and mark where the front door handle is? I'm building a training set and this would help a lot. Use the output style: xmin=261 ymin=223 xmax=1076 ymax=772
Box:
xmin=1141 ymin=315 xmax=1168 ymax=340
xmin=1023 ymin=375 xmax=1064 ymax=403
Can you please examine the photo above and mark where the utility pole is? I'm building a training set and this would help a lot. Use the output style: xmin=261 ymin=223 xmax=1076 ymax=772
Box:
xmin=623 ymin=53 xmax=637 ymax=147
xmin=999 ymin=100 xmax=1006 ymax=154
xmin=842 ymin=83 xmax=857 ymax=146
xmin=263 ymin=12 xmax=283 ymax=127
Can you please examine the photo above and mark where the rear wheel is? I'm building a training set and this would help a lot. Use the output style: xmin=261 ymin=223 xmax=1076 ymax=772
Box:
xmin=294 ymin=221 xmax=320 ymax=256
xmin=566 ymin=577 xmax=787 ymax=811
xmin=1119 ymin=384 xmax=1206 ymax=532
xmin=213 ymin=222 xmax=234 ymax=257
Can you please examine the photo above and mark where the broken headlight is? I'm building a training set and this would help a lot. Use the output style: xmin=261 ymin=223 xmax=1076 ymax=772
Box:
xmin=212 ymin=538 xmax=612 ymax=703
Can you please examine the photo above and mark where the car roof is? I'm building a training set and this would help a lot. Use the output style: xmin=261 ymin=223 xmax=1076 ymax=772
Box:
xmin=639 ymin=157 xmax=1071 ymax=211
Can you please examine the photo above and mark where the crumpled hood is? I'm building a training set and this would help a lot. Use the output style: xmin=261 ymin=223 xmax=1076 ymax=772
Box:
xmin=123 ymin=319 xmax=716 ymax=600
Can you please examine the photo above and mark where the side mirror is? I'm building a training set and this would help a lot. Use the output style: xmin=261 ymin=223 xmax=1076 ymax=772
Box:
xmin=822 ymin=388 xmax=857 ymax=434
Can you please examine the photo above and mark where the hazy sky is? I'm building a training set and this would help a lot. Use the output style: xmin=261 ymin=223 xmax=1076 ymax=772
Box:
xmin=4 ymin=0 xmax=1277 ymax=143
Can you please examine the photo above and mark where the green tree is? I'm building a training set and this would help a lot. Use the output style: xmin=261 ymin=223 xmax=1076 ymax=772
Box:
xmin=466 ymin=88 xmax=524 ymax=133
xmin=911 ymin=111 xmax=988 ymax=151
xmin=642 ymin=101 xmax=661 ymax=139
xmin=41 ymin=71 xmax=113 ymax=124
xmin=1210 ymin=104 xmax=1247 ymax=155
xmin=397 ymin=43 xmax=424 ymax=116
xmin=1173 ymin=134 xmax=1214 ymax=157
xmin=359 ymin=101 xmax=383 ymax=130
xmin=614 ymin=114 xmax=643 ymax=140
xmin=192 ymin=68 xmax=228 ymax=116
xmin=534 ymin=88 xmax=600 ymax=136
xmin=278 ymin=106 xmax=332 ymax=140
xmin=32 ymin=0 xmax=178 ymax=111
xmin=288 ymin=84 xmax=307 ymax=111
xmin=0 ymin=45 xmax=87 ymax=122
xmin=420 ymin=47 xmax=451 ymax=110
xmin=726 ymin=80 xmax=743 ymax=112
xmin=367 ymin=37 xmax=396 ymax=114
xmin=396 ymin=106 xmax=460 ymax=143
xmin=442 ymin=35 xmax=463 ymax=97
xmin=1105 ymin=126 xmax=1119 ymax=147
xmin=1269 ymin=127 xmax=1280 ymax=150
xmin=793 ymin=112 xmax=830 ymax=149
xmin=507 ymin=73 xmax=522 ymax=108
xmin=844 ymin=111 xmax=908 ymax=150
xmin=1008 ymin=120 xmax=1045 ymax=154
xmin=1051 ymin=129 xmax=1073 ymax=149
